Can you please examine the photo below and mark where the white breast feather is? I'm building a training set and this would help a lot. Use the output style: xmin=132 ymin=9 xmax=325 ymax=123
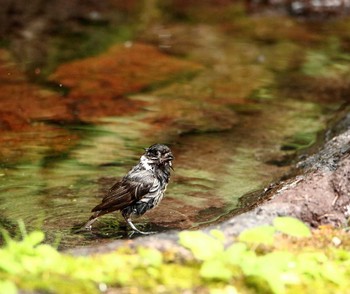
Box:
xmin=140 ymin=155 xmax=152 ymax=170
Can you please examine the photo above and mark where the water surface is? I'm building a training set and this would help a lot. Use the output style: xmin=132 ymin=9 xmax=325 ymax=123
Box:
xmin=0 ymin=13 xmax=349 ymax=249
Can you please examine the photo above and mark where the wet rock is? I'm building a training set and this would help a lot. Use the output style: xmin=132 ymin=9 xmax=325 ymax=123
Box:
xmin=219 ymin=120 xmax=350 ymax=232
xmin=298 ymin=126 xmax=350 ymax=171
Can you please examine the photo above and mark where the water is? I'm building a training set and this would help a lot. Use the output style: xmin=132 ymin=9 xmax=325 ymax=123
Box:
xmin=0 ymin=96 xmax=332 ymax=249
xmin=0 ymin=13 xmax=349 ymax=249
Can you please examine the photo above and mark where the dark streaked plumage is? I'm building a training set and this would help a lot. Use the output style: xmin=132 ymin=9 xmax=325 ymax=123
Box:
xmin=84 ymin=144 xmax=174 ymax=234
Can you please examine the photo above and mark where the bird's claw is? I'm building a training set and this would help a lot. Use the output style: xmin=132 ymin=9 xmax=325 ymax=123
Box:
xmin=125 ymin=218 xmax=156 ymax=236
xmin=128 ymin=229 xmax=156 ymax=238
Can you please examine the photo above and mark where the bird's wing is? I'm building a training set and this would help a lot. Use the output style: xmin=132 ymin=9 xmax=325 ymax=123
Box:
xmin=91 ymin=171 xmax=154 ymax=213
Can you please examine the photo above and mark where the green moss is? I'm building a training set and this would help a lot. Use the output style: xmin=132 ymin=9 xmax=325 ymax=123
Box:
xmin=1 ymin=218 xmax=350 ymax=293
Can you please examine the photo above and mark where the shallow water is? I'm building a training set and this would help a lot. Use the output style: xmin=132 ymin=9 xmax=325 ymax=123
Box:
xmin=0 ymin=96 xmax=333 ymax=249
xmin=1 ymin=12 xmax=349 ymax=249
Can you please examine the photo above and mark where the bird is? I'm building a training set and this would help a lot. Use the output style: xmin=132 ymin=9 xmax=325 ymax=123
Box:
xmin=84 ymin=143 xmax=174 ymax=235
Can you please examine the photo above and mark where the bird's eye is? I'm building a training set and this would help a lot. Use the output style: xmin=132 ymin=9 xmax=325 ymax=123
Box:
xmin=147 ymin=150 xmax=158 ymax=158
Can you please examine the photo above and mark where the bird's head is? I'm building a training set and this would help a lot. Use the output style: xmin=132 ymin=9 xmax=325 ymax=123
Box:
xmin=144 ymin=144 xmax=174 ymax=169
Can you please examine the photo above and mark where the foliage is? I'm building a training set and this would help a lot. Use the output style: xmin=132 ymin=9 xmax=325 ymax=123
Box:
xmin=179 ymin=217 xmax=316 ymax=293
xmin=1 ymin=217 xmax=350 ymax=293
xmin=273 ymin=216 xmax=311 ymax=238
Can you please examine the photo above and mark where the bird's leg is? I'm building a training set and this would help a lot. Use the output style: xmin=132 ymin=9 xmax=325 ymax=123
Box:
xmin=125 ymin=217 xmax=150 ymax=235
xmin=73 ymin=217 xmax=98 ymax=233
xmin=122 ymin=209 xmax=155 ymax=235
xmin=83 ymin=217 xmax=98 ymax=230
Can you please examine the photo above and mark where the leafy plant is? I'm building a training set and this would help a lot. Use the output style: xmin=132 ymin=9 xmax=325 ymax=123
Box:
xmin=273 ymin=216 xmax=311 ymax=238
xmin=238 ymin=225 xmax=276 ymax=245
xmin=1 ymin=217 xmax=350 ymax=294
xmin=179 ymin=230 xmax=224 ymax=260
xmin=178 ymin=217 xmax=341 ymax=294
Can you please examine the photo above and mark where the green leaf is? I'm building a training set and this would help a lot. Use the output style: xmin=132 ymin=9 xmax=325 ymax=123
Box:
xmin=200 ymin=259 xmax=232 ymax=281
xmin=0 ymin=251 xmax=21 ymax=274
xmin=238 ymin=226 xmax=276 ymax=245
xmin=0 ymin=229 xmax=13 ymax=245
xmin=24 ymin=231 xmax=45 ymax=247
xmin=273 ymin=217 xmax=311 ymax=238
xmin=225 ymin=243 xmax=248 ymax=265
xmin=17 ymin=219 xmax=27 ymax=238
xmin=179 ymin=231 xmax=224 ymax=260
xmin=210 ymin=286 xmax=238 ymax=294
xmin=247 ymin=252 xmax=296 ymax=293
xmin=138 ymin=247 xmax=163 ymax=267
xmin=209 ymin=230 xmax=225 ymax=243
xmin=0 ymin=280 xmax=17 ymax=294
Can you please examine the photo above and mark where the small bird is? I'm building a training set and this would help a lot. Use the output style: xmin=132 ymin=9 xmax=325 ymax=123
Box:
xmin=84 ymin=144 xmax=174 ymax=234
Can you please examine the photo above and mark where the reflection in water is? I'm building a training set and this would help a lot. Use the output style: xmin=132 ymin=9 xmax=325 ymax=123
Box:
xmin=0 ymin=96 xmax=330 ymax=249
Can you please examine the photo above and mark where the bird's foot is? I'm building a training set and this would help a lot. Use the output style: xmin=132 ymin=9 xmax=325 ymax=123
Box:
xmin=126 ymin=218 xmax=155 ymax=236
xmin=73 ymin=224 xmax=92 ymax=234
xmin=83 ymin=218 xmax=98 ymax=230
xmin=128 ymin=229 xmax=156 ymax=238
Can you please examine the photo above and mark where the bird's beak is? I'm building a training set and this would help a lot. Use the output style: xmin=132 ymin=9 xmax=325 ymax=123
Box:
xmin=161 ymin=153 xmax=174 ymax=169
xmin=167 ymin=154 xmax=174 ymax=171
